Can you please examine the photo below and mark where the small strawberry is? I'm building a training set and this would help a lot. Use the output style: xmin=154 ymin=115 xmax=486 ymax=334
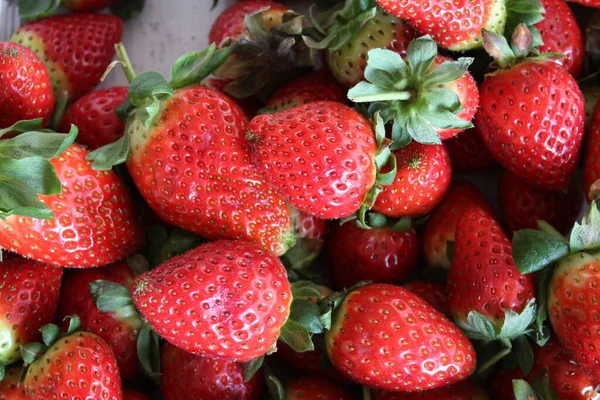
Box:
xmin=59 ymin=87 xmax=128 ymax=150
xmin=161 ymin=342 xmax=265 ymax=400
xmin=444 ymin=127 xmax=498 ymax=173
xmin=328 ymin=215 xmax=418 ymax=288
xmin=476 ymin=25 xmax=585 ymax=191
xmin=62 ymin=0 xmax=118 ymax=12
xmin=123 ymin=390 xmax=150 ymax=400
xmin=421 ymin=181 xmax=493 ymax=270
xmin=0 ymin=366 xmax=27 ymax=400
xmin=325 ymin=284 xmax=476 ymax=391
xmin=403 ymin=280 xmax=449 ymax=316
xmin=584 ymin=95 xmax=600 ymax=201
xmin=374 ymin=380 xmax=489 ymax=399
xmin=10 ymin=14 xmax=123 ymax=102
xmin=0 ymin=42 xmax=54 ymax=128
xmin=284 ymin=376 xmax=355 ymax=400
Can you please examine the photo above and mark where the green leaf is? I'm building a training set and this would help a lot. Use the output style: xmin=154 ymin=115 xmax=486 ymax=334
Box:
xmin=40 ymin=324 xmax=60 ymax=347
xmin=278 ymin=319 xmax=314 ymax=352
xmin=513 ymin=335 xmax=534 ymax=376
xmin=137 ymin=323 xmax=161 ymax=380
xmin=422 ymin=58 xmax=473 ymax=87
xmin=513 ymin=379 xmax=539 ymax=400
xmin=364 ymin=48 xmax=407 ymax=81
xmin=497 ymin=299 xmax=537 ymax=339
xmin=0 ymin=118 xmax=44 ymax=139
xmin=348 ymin=82 xmax=411 ymax=103
xmin=169 ymin=45 xmax=232 ymax=90
xmin=0 ymin=126 xmax=78 ymax=160
xmin=417 ymin=106 xmax=473 ymax=130
xmin=265 ymin=370 xmax=285 ymax=400
xmin=241 ymin=355 xmax=264 ymax=382
xmin=406 ymin=114 xmax=442 ymax=144
xmin=390 ymin=117 xmax=412 ymax=149
xmin=569 ymin=201 xmax=600 ymax=253
xmin=157 ymin=228 xmax=204 ymax=264
xmin=423 ymin=88 xmax=462 ymax=111
xmin=513 ymin=230 xmax=570 ymax=274
xmin=391 ymin=217 xmax=411 ymax=232
xmin=375 ymin=148 xmax=397 ymax=185
xmin=289 ymin=299 xmax=325 ymax=334
xmin=89 ymin=280 xmax=133 ymax=312
xmin=18 ymin=0 xmax=59 ymax=21
xmin=87 ymin=129 xmax=131 ymax=171
xmin=533 ymin=265 xmax=553 ymax=345
xmin=531 ymin=369 xmax=560 ymax=400
xmin=65 ymin=315 xmax=81 ymax=335
xmin=291 ymin=281 xmax=324 ymax=300
xmin=110 ymin=0 xmax=146 ymax=20
xmin=244 ymin=8 xmax=270 ymax=38
xmin=0 ymin=364 xmax=4 ymax=381
xmin=482 ymin=29 xmax=517 ymax=68
xmin=129 ymin=71 xmax=172 ymax=115
xmin=463 ymin=310 xmax=497 ymax=340
xmin=406 ymin=35 xmax=438 ymax=78
xmin=21 ymin=343 xmax=47 ymax=364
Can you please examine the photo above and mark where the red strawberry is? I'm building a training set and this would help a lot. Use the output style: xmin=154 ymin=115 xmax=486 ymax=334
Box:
xmin=421 ymin=180 xmax=493 ymax=270
xmin=0 ymin=367 xmax=27 ymax=400
xmin=372 ymin=142 xmax=452 ymax=218
xmin=0 ymin=257 xmax=62 ymax=366
xmin=0 ymin=42 xmax=54 ymax=128
xmin=10 ymin=14 xmax=123 ymax=102
xmin=374 ymin=380 xmax=489 ymax=399
xmin=0 ymin=144 xmax=143 ymax=267
xmin=325 ymin=284 xmax=476 ymax=391
xmin=584 ymin=96 xmax=600 ymax=201
xmin=59 ymin=87 xmax=128 ymax=150
xmin=498 ymin=171 xmax=582 ymax=235
xmin=328 ymin=217 xmax=418 ymax=288
xmin=161 ymin=342 xmax=264 ymax=400
xmin=123 ymin=390 xmax=149 ymax=400
xmin=403 ymin=280 xmax=449 ymax=315
xmin=247 ymin=101 xmax=377 ymax=219
xmin=132 ymin=240 xmax=292 ymax=362
xmin=284 ymin=376 xmax=355 ymax=400
xmin=56 ymin=260 xmax=143 ymax=379
xmin=62 ymin=0 xmax=118 ymax=11
xmin=444 ymin=127 xmax=498 ymax=173
xmin=476 ymin=26 xmax=585 ymax=191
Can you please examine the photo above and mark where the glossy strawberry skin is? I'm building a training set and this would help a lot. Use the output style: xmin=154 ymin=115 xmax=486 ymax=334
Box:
xmin=421 ymin=180 xmax=493 ymax=270
xmin=0 ymin=145 xmax=143 ymax=267
xmin=448 ymin=208 xmax=535 ymax=328
xmin=403 ymin=281 xmax=449 ymax=316
xmin=127 ymin=86 xmax=293 ymax=256
xmin=24 ymin=331 xmax=122 ymax=400
xmin=584 ymin=97 xmax=600 ymax=201
xmin=328 ymin=222 xmax=418 ymax=288
xmin=56 ymin=261 xmax=142 ymax=380
xmin=476 ymin=61 xmax=584 ymax=191
xmin=62 ymin=0 xmax=118 ymax=11
xmin=498 ymin=171 xmax=581 ymax=235
xmin=161 ymin=342 xmax=264 ymax=400
xmin=248 ymin=101 xmax=377 ymax=219
xmin=10 ymin=14 xmax=123 ymax=102
xmin=0 ymin=42 xmax=54 ymax=128
xmin=372 ymin=142 xmax=452 ymax=218
xmin=374 ymin=380 xmax=489 ymax=399
xmin=0 ymin=367 xmax=27 ymax=400
xmin=285 ymin=377 xmax=355 ymax=400
xmin=444 ymin=127 xmax=498 ymax=173
xmin=326 ymin=284 xmax=476 ymax=391
xmin=132 ymin=240 xmax=292 ymax=362
xmin=0 ymin=257 xmax=62 ymax=365
xmin=59 ymin=87 xmax=128 ymax=150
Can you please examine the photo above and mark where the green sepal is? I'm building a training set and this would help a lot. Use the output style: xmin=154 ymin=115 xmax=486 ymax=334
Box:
xmin=169 ymin=44 xmax=232 ymax=90
xmin=40 ymin=324 xmax=60 ymax=347
xmin=278 ymin=319 xmax=314 ymax=352
xmin=281 ymin=238 xmax=323 ymax=271
xmin=458 ymin=299 xmax=536 ymax=341
xmin=0 ymin=364 xmax=4 ymax=381
xmin=569 ymin=200 xmax=600 ymax=253
xmin=513 ymin=380 xmax=539 ymax=400
xmin=512 ymin=229 xmax=570 ymax=274
xmin=289 ymin=299 xmax=326 ymax=334
xmin=21 ymin=342 xmax=47 ymax=365
xmin=110 ymin=0 xmax=146 ymax=20
xmin=18 ymin=0 xmax=59 ymax=21
xmin=512 ymin=335 xmax=534 ymax=376
xmin=504 ymin=0 xmax=545 ymax=48
xmin=86 ymin=130 xmax=130 ymax=171
xmin=265 ymin=368 xmax=285 ymax=400
xmin=241 ymin=355 xmax=264 ymax=382
xmin=531 ymin=265 xmax=553 ymax=346
xmin=0 ymin=125 xmax=78 ymax=160
xmin=129 ymin=71 xmax=173 ymax=127
xmin=137 ymin=323 xmax=161 ymax=380
xmin=317 ymin=281 xmax=371 ymax=330
xmin=127 ymin=254 xmax=150 ymax=277
xmin=290 ymin=281 xmax=326 ymax=300
xmin=89 ymin=280 xmax=133 ymax=312
xmin=531 ymin=369 xmax=560 ymax=400
xmin=65 ymin=315 xmax=81 ymax=335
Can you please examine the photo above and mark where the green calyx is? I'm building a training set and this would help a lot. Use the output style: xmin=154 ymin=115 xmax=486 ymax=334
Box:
xmin=0 ymin=119 xmax=78 ymax=220
xmin=348 ymin=36 xmax=474 ymax=147
xmin=513 ymin=371 xmax=560 ymax=400
xmin=504 ymin=0 xmax=545 ymax=48
xmin=21 ymin=316 xmax=81 ymax=365
xmin=18 ymin=0 xmax=60 ymax=21
xmin=143 ymin=226 xmax=205 ymax=269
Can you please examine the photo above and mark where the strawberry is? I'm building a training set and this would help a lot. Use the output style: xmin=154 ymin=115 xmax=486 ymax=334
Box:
xmin=0 ymin=42 xmax=54 ymax=128
xmin=371 ymin=142 xmax=452 ymax=218
xmin=247 ymin=101 xmax=378 ymax=219
xmin=476 ymin=26 xmax=585 ymax=191
xmin=421 ymin=180 xmax=493 ymax=270
xmin=62 ymin=0 xmax=118 ymax=12
xmin=55 ymin=260 xmax=143 ymax=379
xmin=161 ymin=342 xmax=265 ymax=400
xmin=282 ymin=207 xmax=328 ymax=271
xmin=59 ymin=87 xmax=128 ymax=150
xmin=403 ymin=280 xmax=449 ymax=315
xmin=9 ymin=14 xmax=123 ymax=102
xmin=123 ymin=390 xmax=150 ymax=400
xmin=0 ymin=367 xmax=27 ymax=400
xmin=376 ymin=0 xmax=506 ymax=50
xmin=0 ymin=257 xmax=62 ymax=369
xmin=21 ymin=317 xmax=122 ymax=400
xmin=325 ymin=283 xmax=476 ymax=391
xmin=498 ymin=171 xmax=581 ymax=235
xmin=374 ymin=380 xmax=489 ymax=399
xmin=328 ymin=215 xmax=418 ymax=288
xmin=132 ymin=240 xmax=292 ymax=362
xmin=444 ymin=127 xmax=498 ymax=173
xmin=584 ymin=95 xmax=600 ymax=201
xmin=284 ymin=376 xmax=355 ymax=400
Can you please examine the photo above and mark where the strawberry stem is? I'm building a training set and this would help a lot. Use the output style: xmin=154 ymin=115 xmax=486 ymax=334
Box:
xmin=478 ymin=340 xmax=513 ymax=374
xmin=362 ymin=386 xmax=372 ymax=400
xmin=115 ymin=43 xmax=137 ymax=83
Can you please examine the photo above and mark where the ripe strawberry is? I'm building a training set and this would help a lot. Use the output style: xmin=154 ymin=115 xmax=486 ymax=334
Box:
xmin=0 ymin=144 xmax=143 ymax=267
xmin=56 ymin=260 xmax=143 ymax=379
xmin=59 ymin=87 xmax=128 ymax=150
xmin=374 ymin=380 xmax=489 ymax=399
xmin=476 ymin=26 xmax=585 ymax=191
xmin=62 ymin=0 xmax=118 ymax=12
xmin=132 ymin=240 xmax=291 ymax=362
xmin=247 ymin=101 xmax=377 ymax=219
xmin=498 ymin=171 xmax=581 ymax=235
xmin=325 ymin=284 xmax=476 ymax=391
xmin=376 ymin=0 xmax=506 ymax=50
xmin=0 ymin=367 xmax=27 ymax=400
xmin=444 ymin=127 xmax=498 ymax=173
xmin=124 ymin=390 xmax=149 ymax=400
xmin=9 ymin=14 xmax=123 ymax=102
xmin=161 ymin=342 xmax=265 ymax=400
xmin=421 ymin=180 xmax=493 ymax=270
xmin=371 ymin=142 xmax=452 ymax=218
xmin=0 ymin=257 xmax=62 ymax=366
xmin=328 ymin=217 xmax=418 ymax=288
xmin=0 ymin=42 xmax=54 ymax=128
xmin=284 ymin=376 xmax=355 ymax=400
xmin=403 ymin=280 xmax=449 ymax=316
xmin=584 ymin=96 xmax=600 ymax=201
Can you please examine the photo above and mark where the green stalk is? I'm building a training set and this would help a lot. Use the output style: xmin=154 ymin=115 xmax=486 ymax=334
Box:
xmin=115 ymin=43 xmax=137 ymax=83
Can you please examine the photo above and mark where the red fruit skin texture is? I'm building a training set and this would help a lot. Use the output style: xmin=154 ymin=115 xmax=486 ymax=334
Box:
xmin=127 ymin=86 xmax=293 ymax=256
xmin=62 ymin=0 xmax=118 ymax=11
xmin=10 ymin=14 xmax=123 ymax=102
xmin=284 ymin=376 xmax=355 ymax=400
xmin=0 ymin=145 xmax=143 ymax=267
xmin=123 ymin=390 xmax=149 ymax=400
xmin=421 ymin=180 xmax=493 ymax=270
xmin=403 ymin=280 xmax=449 ymax=316
xmin=498 ymin=171 xmax=582 ymax=235
xmin=56 ymin=261 xmax=141 ymax=380
xmin=0 ymin=257 xmax=62 ymax=365
xmin=326 ymin=284 xmax=476 ymax=391
xmin=328 ymin=222 xmax=419 ymax=288
xmin=24 ymin=332 xmax=122 ymax=400
xmin=443 ymin=127 xmax=498 ymax=172
xmin=0 ymin=367 xmax=27 ymax=400
xmin=535 ymin=0 xmax=584 ymax=77
xmin=132 ymin=240 xmax=292 ymax=362
xmin=374 ymin=380 xmax=489 ymax=399
xmin=372 ymin=142 xmax=452 ymax=218
xmin=248 ymin=101 xmax=377 ymax=219
xmin=584 ymin=97 xmax=600 ymax=201
xmin=161 ymin=342 xmax=264 ymax=400
xmin=209 ymin=0 xmax=288 ymax=45
xmin=0 ymin=42 xmax=54 ymax=128
xmin=476 ymin=61 xmax=584 ymax=191
xmin=59 ymin=86 xmax=128 ymax=150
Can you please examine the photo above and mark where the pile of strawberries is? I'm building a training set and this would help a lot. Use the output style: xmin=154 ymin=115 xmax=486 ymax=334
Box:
xmin=4 ymin=0 xmax=600 ymax=398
